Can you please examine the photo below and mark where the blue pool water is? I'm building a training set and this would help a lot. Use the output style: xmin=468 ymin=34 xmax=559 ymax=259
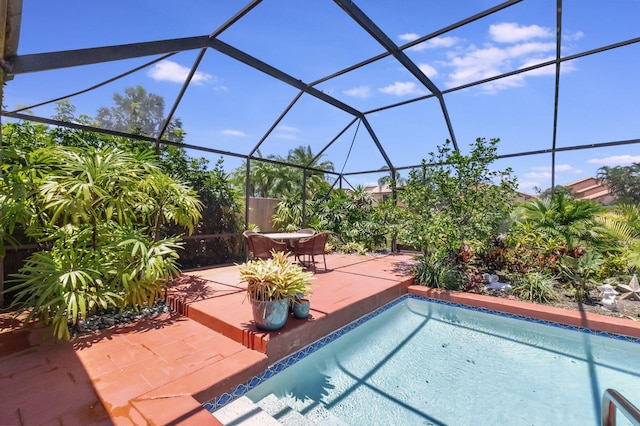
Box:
xmin=209 ymin=296 xmax=640 ymax=425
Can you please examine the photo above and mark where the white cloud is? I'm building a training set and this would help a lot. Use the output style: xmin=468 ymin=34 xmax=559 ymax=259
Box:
xmin=277 ymin=125 xmax=299 ymax=132
xmin=399 ymin=34 xmax=460 ymax=51
xmin=520 ymin=56 xmax=577 ymax=76
xmin=274 ymin=125 xmax=299 ymax=141
xmin=221 ymin=129 xmax=246 ymax=137
xmin=479 ymin=75 xmax=526 ymax=93
xmin=506 ymin=42 xmax=556 ymax=57
xmin=147 ymin=60 xmax=212 ymax=85
xmin=588 ymin=155 xmax=640 ymax=166
xmin=437 ymin=20 xmax=584 ymax=93
xmin=524 ymin=171 xmax=552 ymax=180
xmin=447 ymin=45 xmax=524 ymax=90
xmin=517 ymin=180 xmax=541 ymax=191
xmin=557 ymin=164 xmax=583 ymax=173
xmin=530 ymin=164 xmax=582 ymax=173
xmin=489 ymin=23 xmax=552 ymax=43
xmin=563 ymin=30 xmax=584 ymax=42
xmin=444 ymin=22 xmax=575 ymax=93
xmin=425 ymin=36 xmax=459 ymax=49
xmin=418 ymin=63 xmax=438 ymax=78
xmin=525 ymin=164 xmax=583 ymax=181
xmin=398 ymin=33 xmax=420 ymax=42
xmin=343 ymin=86 xmax=371 ymax=98
xmin=378 ymin=81 xmax=425 ymax=96
xmin=274 ymin=133 xmax=299 ymax=141
xmin=519 ymin=57 xmax=555 ymax=75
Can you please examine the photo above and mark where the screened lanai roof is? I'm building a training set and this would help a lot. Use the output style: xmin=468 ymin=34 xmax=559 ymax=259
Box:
xmin=1 ymin=0 xmax=639 ymax=192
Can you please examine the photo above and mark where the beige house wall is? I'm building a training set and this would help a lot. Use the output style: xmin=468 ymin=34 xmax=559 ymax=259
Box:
xmin=248 ymin=197 xmax=279 ymax=232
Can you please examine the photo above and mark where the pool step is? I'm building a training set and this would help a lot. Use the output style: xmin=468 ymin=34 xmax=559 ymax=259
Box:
xmin=213 ymin=396 xmax=281 ymax=425
xmin=256 ymin=393 xmax=349 ymax=425
xmin=213 ymin=392 xmax=352 ymax=425
xmin=256 ymin=394 xmax=314 ymax=425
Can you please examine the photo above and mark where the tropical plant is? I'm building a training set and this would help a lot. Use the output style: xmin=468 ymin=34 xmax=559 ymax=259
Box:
xmin=377 ymin=166 xmax=405 ymax=201
xmin=238 ymin=251 xmax=314 ymax=301
xmin=231 ymin=145 xmax=334 ymax=199
xmin=399 ymin=137 xmax=518 ymax=257
xmin=338 ymin=241 xmax=368 ymax=255
xmin=510 ymin=272 xmax=559 ymax=304
xmin=413 ymin=253 xmax=464 ymax=290
xmin=557 ymin=251 xmax=604 ymax=303
xmin=272 ymin=193 xmax=307 ymax=231
xmin=311 ymin=186 xmax=386 ymax=251
xmin=534 ymin=184 xmax=574 ymax=200
xmin=242 ymin=153 xmax=287 ymax=198
xmin=286 ymin=145 xmax=334 ymax=196
xmin=515 ymin=192 xmax=604 ymax=251
xmin=3 ymin=143 xmax=202 ymax=340
xmin=597 ymin=162 xmax=640 ymax=204
xmin=9 ymin=226 xmax=183 ymax=340
xmin=17 ymin=97 xmax=242 ymax=267
xmin=597 ymin=203 xmax=640 ymax=272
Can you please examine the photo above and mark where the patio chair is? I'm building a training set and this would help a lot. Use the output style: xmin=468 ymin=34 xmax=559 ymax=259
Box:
xmin=243 ymin=231 xmax=287 ymax=260
xmin=290 ymin=228 xmax=315 ymax=249
xmin=294 ymin=231 xmax=330 ymax=273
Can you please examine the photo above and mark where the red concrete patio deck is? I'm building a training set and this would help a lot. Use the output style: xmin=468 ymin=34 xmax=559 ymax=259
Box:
xmin=166 ymin=253 xmax=418 ymax=362
xmin=0 ymin=253 xmax=417 ymax=425
xmin=3 ymin=252 xmax=639 ymax=425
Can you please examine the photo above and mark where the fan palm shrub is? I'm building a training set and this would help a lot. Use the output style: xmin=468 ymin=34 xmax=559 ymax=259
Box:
xmin=2 ymin=144 xmax=202 ymax=340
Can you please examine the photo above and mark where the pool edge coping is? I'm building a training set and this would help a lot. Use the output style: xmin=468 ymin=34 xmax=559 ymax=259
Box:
xmin=413 ymin=286 xmax=640 ymax=340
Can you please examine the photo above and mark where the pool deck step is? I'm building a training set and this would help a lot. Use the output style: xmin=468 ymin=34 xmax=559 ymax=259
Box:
xmin=214 ymin=396 xmax=282 ymax=425
xmin=216 ymin=393 xmax=349 ymax=426
xmin=166 ymin=253 xmax=418 ymax=361
xmin=257 ymin=393 xmax=349 ymax=426
xmin=256 ymin=394 xmax=314 ymax=425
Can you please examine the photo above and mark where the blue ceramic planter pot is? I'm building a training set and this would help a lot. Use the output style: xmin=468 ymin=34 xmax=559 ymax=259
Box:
xmin=251 ymin=298 xmax=289 ymax=331
xmin=293 ymin=299 xmax=310 ymax=319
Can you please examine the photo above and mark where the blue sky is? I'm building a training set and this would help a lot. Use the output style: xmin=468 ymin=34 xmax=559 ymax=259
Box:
xmin=4 ymin=0 xmax=640 ymax=193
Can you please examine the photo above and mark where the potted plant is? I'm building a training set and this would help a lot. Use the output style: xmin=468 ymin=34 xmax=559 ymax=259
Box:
xmin=238 ymin=251 xmax=313 ymax=330
xmin=292 ymin=295 xmax=311 ymax=319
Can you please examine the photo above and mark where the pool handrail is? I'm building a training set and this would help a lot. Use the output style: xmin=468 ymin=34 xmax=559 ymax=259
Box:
xmin=602 ymin=388 xmax=640 ymax=426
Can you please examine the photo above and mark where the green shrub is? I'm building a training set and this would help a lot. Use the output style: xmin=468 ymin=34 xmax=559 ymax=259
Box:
xmin=511 ymin=272 xmax=559 ymax=304
xmin=557 ymin=252 xmax=603 ymax=303
xmin=413 ymin=254 xmax=464 ymax=290
xmin=597 ymin=252 xmax=629 ymax=280
xmin=338 ymin=241 xmax=368 ymax=255
xmin=3 ymin=144 xmax=201 ymax=340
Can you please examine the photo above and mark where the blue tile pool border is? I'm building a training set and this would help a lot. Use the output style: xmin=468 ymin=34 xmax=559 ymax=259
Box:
xmin=203 ymin=293 xmax=640 ymax=413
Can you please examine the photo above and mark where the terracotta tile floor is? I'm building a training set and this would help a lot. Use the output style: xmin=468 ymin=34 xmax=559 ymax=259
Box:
xmin=3 ymin=252 xmax=639 ymax=425
xmin=0 ymin=253 xmax=418 ymax=425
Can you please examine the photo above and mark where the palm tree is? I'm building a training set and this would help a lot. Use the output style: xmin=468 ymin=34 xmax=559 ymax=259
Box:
xmin=518 ymin=192 xmax=604 ymax=251
xmin=597 ymin=163 xmax=640 ymax=203
xmin=377 ymin=166 xmax=405 ymax=201
xmin=233 ymin=145 xmax=334 ymax=199
xmin=286 ymin=145 xmax=334 ymax=197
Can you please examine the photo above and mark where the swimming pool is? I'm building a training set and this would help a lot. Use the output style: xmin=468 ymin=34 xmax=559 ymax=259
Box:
xmin=207 ymin=295 xmax=640 ymax=425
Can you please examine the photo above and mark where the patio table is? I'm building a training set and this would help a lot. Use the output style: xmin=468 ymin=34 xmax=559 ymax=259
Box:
xmin=261 ymin=232 xmax=312 ymax=250
xmin=261 ymin=232 xmax=311 ymax=241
